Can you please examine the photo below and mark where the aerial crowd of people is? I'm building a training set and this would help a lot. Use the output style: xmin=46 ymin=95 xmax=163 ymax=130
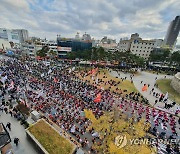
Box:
xmin=0 ymin=57 xmax=179 ymax=153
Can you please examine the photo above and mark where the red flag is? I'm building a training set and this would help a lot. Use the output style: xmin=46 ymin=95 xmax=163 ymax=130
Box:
xmin=142 ymin=84 xmax=148 ymax=92
xmin=54 ymin=77 xmax=58 ymax=83
xmin=88 ymin=68 xmax=98 ymax=75
xmin=94 ymin=93 xmax=102 ymax=103
xmin=8 ymin=81 xmax=14 ymax=90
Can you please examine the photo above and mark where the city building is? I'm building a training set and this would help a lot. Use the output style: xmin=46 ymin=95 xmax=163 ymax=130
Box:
xmin=20 ymin=39 xmax=58 ymax=57
xmin=13 ymin=29 xmax=29 ymax=43
xmin=0 ymin=28 xmax=20 ymax=43
xmin=92 ymin=39 xmax=100 ymax=47
xmin=119 ymin=33 xmax=156 ymax=60
xmin=21 ymin=43 xmax=36 ymax=57
xmin=164 ymin=16 xmax=180 ymax=48
xmin=75 ymin=32 xmax=80 ymax=40
xmin=45 ymin=40 xmax=57 ymax=52
xmin=0 ymin=39 xmax=11 ymax=51
xmin=82 ymin=32 xmax=91 ymax=42
xmin=57 ymin=35 xmax=92 ymax=58
xmin=98 ymin=36 xmax=117 ymax=51
xmin=0 ymin=28 xmax=29 ymax=43
xmin=151 ymin=39 xmax=163 ymax=48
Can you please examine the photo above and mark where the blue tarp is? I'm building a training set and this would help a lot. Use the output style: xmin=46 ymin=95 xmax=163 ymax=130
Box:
xmin=6 ymin=50 xmax=14 ymax=56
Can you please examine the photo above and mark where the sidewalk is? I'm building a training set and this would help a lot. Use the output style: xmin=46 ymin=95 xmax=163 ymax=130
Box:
xmin=0 ymin=112 xmax=38 ymax=154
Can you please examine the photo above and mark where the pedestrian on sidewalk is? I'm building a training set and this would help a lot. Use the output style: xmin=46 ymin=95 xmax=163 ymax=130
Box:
xmin=153 ymin=100 xmax=158 ymax=107
xmin=6 ymin=122 xmax=11 ymax=131
xmin=9 ymin=110 xmax=13 ymax=117
xmin=14 ymin=138 xmax=19 ymax=146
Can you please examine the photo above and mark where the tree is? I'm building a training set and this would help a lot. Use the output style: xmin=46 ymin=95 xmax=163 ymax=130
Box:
xmin=97 ymin=47 xmax=106 ymax=61
xmin=49 ymin=50 xmax=57 ymax=58
xmin=171 ymin=51 xmax=180 ymax=65
xmin=36 ymin=46 xmax=49 ymax=57
xmin=67 ymin=52 xmax=77 ymax=60
xmin=148 ymin=49 xmax=170 ymax=62
xmin=84 ymin=109 xmax=155 ymax=154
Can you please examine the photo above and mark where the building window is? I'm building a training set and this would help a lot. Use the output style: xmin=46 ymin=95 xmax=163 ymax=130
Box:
xmin=142 ymin=54 xmax=144 ymax=56
xmin=141 ymin=47 xmax=142 ymax=48
xmin=144 ymin=47 xmax=146 ymax=48
xmin=139 ymin=54 xmax=140 ymax=56
xmin=140 ymin=50 xmax=141 ymax=52
xmin=137 ymin=46 xmax=138 ymax=48
xmin=133 ymin=46 xmax=135 ymax=48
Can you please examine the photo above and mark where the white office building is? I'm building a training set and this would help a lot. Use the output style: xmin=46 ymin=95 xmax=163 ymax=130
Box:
xmin=151 ymin=39 xmax=163 ymax=48
xmin=119 ymin=33 xmax=157 ymax=60
xmin=0 ymin=28 xmax=28 ymax=43
xmin=46 ymin=40 xmax=57 ymax=52
xmin=0 ymin=28 xmax=20 ymax=43
xmin=13 ymin=29 xmax=29 ymax=43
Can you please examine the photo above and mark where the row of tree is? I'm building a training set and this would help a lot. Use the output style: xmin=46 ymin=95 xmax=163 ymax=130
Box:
xmin=149 ymin=49 xmax=180 ymax=66
xmin=36 ymin=45 xmax=180 ymax=68
xmin=67 ymin=47 xmax=145 ymax=67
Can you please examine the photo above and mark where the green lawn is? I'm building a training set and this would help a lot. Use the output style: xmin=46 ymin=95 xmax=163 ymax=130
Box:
xmin=156 ymin=79 xmax=180 ymax=104
xmin=28 ymin=120 xmax=74 ymax=154
xmin=77 ymin=68 xmax=138 ymax=95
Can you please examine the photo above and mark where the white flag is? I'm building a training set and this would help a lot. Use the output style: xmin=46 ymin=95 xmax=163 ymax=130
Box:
xmin=48 ymin=69 xmax=52 ymax=74
xmin=70 ymin=125 xmax=76 ymax=133
xmin=25 ymin=64 xmax=29 ymax=70
xmin=153 ymin=114 xmax=159 ymax=122
xmin=37 ymin=90 xmax=43 ymax=98
xmin=72 ymin=67 xmax=75 ymax=71
xmin=0 ymin=75 xmax=7 ymax=84
xmin=59 ymin=81 xmax=62 ymax=90
xmin=69 ymin=69 xmax=72 ymax=73
xmin=96 ymin=76 xmax=98 ymax=84
xmin=161 ymin=123 xmax=164 ymax=130
xmin=41 ymin=73 xmax=44 ymax=77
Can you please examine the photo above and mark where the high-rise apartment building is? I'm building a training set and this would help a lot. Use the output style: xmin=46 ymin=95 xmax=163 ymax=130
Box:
xmin=164 ymin=16 xmax=180 ymax=48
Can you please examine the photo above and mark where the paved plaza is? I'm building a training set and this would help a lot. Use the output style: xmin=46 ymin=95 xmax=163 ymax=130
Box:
xmin=109 ymin=70 xmax=179 ymax=115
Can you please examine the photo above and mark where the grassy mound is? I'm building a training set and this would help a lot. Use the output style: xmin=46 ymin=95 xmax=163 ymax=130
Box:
xmin=156 ymin=79 xmax=180 ymax=104
xmin=28 ymin=120 xmax=74 ymax=154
